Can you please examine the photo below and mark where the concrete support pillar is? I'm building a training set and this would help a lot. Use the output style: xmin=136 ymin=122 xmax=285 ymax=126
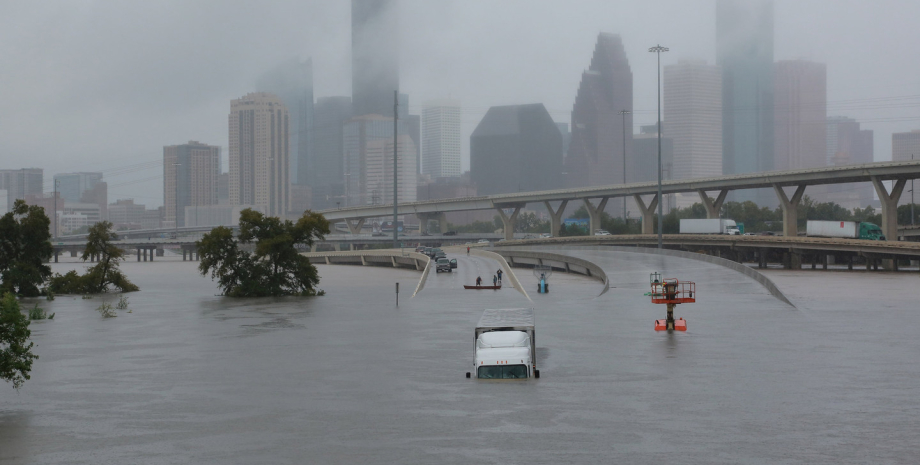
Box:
xmin=419 ymin=212 xmax=448 ymax=234
xmin=847 ymin=255 xmax=853 ymax=270
xmin=310 ymin=244 xmax=318 ymax=252
xmin=71 ymin=250 xmax=78 ymax=257
xmin=142 ymin=249 xmax=147 ymax=262
xmin=870 ymin=176 xmax=907 ymax=241
xmin=496 ymin=205 xmax=523 ymax=241
xmin=543 ymin=200 xmax=568 ymax=237
xmin=54 ymin=251 xmax=59 ymax=263
xmin=391 ymin=257 xmax=397 ymax=268
xmin=583 ymin=198 xmax=608 ymax=235
xmin=698 ymin=189 xmax=729 ymax=219
xmin=349 ymin=243 xmax=356 ymax=251
xmin=823 ymin=254 xmax=828 ymax=270
xmin=633 ymin=194 xmax=659 ymax=235
xmin=150 ymin=249 xmax=155 ymax=261
xmin=345 ymin=218 xmax=366 ymax=235
xmin=183 ymin=249 xmax=187 ymax=261
xmin=812 ymin=254 xmax=817 ymax=269
xmin=137 ymin=249 xmax=141 ymax=262
xmin=774 ymin=184 xmax=807 ymax=238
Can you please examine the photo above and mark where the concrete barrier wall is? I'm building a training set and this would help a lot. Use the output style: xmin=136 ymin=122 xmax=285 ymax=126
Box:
xmin=490 ymin=249 xmax=610 ymax=296
xmin=504 ymin=245 xmax=795 ymax=308
xmin=302 ymin=250 xmax=431 ymax=299
xmin=470 ymin=249 xmax=531 ymax=301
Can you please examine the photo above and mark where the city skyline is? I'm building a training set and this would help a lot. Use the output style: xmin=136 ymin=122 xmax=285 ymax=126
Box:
xmin=2 ymin=1 xmax=920 ymax=208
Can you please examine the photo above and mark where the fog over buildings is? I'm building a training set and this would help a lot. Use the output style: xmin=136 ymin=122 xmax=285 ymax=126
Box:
xmin=2 ymin=0 xmax=920 ymax=215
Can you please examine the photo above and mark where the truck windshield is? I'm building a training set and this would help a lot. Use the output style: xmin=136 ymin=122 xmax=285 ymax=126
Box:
xmin=478 ymin=365 xmax=528 ymax=379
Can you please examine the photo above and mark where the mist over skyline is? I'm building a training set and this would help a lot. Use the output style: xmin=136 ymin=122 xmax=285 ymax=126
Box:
xmin=2 ymin=0 xmax=919 ymax=207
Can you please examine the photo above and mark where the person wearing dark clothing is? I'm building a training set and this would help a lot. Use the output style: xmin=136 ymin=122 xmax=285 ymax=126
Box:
xmin=497 ymin=269 xmax=503 ymax=284
xmin=476 ymin=276 xmax=482 ymax=286
xmin=493 ymin=275 xmax=498 ymax=286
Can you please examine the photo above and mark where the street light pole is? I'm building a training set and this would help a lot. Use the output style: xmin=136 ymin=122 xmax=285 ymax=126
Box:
xmin=393 ymin=90 xmax=399 ymax=249
xmin=649 ymin=44 xmax=668 ymax=249
xmin=620 ymin=109 xmax=631 ymax=224
xmin=173 ymin=162 xmax=181 ymax=236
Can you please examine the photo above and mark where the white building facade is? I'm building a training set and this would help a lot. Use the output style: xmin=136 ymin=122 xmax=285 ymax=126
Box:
xmin=421 ymin=100 xmax=461 ymax=178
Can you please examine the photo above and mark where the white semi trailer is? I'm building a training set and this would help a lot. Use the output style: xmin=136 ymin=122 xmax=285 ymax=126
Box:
xmin=466 ymin=308 xmax=539 ymax=379
xmin=679 ymin=218 xmax=741 ymax=235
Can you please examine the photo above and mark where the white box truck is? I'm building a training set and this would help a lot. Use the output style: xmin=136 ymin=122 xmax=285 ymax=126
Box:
xmin=466 ymin=308 xmax=539 ymax=379
xmin=679 ymin=218 xmax=741 ymax=235
xmin=806 ymin=220 xmax=885 ymax=240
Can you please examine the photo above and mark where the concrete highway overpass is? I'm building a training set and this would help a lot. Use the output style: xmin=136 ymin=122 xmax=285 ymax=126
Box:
xmin=317 ymin=160 xmax=920 ymax=241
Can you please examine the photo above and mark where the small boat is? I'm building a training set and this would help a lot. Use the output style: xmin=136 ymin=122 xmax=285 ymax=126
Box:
xmin=464 ymin=284 xmax=501 ymax=290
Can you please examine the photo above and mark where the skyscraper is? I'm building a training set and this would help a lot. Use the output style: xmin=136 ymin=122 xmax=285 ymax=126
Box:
xmin=311 ymin=96 xmax=353 ymax=209
xmin=664 ymin=60 xmax=723 ymax=181
xmin=470 ymin=104 xmax=562 ymax=196
xmin=717 ymin=0 xmax=774 ymax=203
xmin=53 ymin=172 xmax=103 ymax=203
xmin=257 ymin=58 xmax=314 ymax=187
xmin=422 ymin=100 xmax=462 ymax=178
xmin=229 ymin=93 xmax=290 ymax=216
xmin=164 ymin=141 xmax=221 ymax=228
xmin=342 ymin=115 xmax=415 ymax=206
xmin=824 ymin=116 xmax=873 ymax=208
xmin=565 ymin=33 xmax=633 ymax=201
xmin=892 ymin=130 xmax=920 ymax=162
xmin=774 ymin=60 xmax=827 ymax=171
xmin=0 ymin=168 xmax=43 ymax=211
xmin=352 ymin=0 xmax=399 ymax=118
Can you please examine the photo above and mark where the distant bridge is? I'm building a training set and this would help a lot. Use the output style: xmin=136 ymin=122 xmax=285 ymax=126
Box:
xmin=316 ymin=160 xmax=920 ymax=242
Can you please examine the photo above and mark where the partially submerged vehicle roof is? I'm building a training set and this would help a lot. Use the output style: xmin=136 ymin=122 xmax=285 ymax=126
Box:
xmin=476 ymin=308 xmax=535 ymax=330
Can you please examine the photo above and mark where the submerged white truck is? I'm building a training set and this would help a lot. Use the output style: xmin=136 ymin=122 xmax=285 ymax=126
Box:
xmin=466 ymin=308 xmax=539 ymax=379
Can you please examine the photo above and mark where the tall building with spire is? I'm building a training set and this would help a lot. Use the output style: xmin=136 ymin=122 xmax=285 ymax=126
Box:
xmin=228 ymin=93 xmax=290 ymax=216
xmin=352 ymin=0 xmax=399 ymax=118
xmin=565 ymin=33 xmax=633 ymax=213
xmin=717 ymin=0 xmax=774 ymax=204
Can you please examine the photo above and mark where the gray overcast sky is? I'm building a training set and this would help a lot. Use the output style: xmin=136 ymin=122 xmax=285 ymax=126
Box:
xmin=2 ymin=0 xmax=919 ymax=207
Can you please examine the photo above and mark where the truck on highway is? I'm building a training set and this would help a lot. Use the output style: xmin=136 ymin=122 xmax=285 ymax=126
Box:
xmin=805 ymin=220 xmax=885 ymax=240
xmin=466 ymin=308 xmax=539 ymax=379
xmin=679 ymin=218 xmax=741 ymax=235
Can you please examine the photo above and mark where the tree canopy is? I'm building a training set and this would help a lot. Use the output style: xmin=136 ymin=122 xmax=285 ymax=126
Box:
xmin=0 ymin=200 xmax=52 ymax=297
xmin=197 ymin=209 xmax=330 ymax=297
xmin=0 ymin=293 xmax=38 ymax=389
xmin=47 ymin=221 xmax=138 ymax=294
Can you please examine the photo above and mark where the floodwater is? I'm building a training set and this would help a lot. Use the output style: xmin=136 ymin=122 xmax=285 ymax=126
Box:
xmin=1 ymin=248 xmax=918 ymax=464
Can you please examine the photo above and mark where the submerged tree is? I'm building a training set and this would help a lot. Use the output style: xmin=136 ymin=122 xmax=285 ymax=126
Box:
xmin=197 ymin=209 xmax=330 ymax=297
xmin=0 ymin=200 xmax=53 ymax=297
xmin=47 ymin=221 xmax=139 ymax=294
xmin=0 ymin=293 xmax=38 ymax=389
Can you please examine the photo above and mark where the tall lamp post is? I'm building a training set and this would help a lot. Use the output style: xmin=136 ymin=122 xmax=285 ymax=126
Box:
xmin=649 ymin=44 xmax=668 ymax=249
xmin=172 ymin=162 xmax=181 ymax=237
xmin=620 ymin=109 xmax=631 ymax=224
xmin=393 ymin=90 xmax=399 ymax=249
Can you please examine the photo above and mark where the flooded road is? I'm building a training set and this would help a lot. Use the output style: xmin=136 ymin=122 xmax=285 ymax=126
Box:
xmin=1 ymin=249 xmax=918 ymax=464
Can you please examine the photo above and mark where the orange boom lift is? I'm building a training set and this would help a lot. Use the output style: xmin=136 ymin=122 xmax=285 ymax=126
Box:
xmin=649 ymin=272 xmax=695 ymax=331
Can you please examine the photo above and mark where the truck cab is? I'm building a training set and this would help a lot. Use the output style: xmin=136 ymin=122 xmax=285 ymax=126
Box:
xmin=467 ymin=308 xmax=539 ymax=379
xmin=474 ymin=331 xmax=532 ymax=379
xmin=859 ymin=222 xmax=885 ymax=240
xmin=436 ymin=258 xmax=452 ymax=273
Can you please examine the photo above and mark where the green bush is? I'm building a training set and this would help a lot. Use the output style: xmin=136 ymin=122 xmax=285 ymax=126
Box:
xmin=115 ymin=295 xmax=129 ymax=310
xmin=96 ymin=302 xmax=116 ymax=318
xmin=27 ymin=304 xmax=53 ymax=320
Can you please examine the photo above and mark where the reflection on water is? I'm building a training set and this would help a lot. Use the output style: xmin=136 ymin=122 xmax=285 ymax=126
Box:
xmin=1 ymin=252 xmax=919 ymax=464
